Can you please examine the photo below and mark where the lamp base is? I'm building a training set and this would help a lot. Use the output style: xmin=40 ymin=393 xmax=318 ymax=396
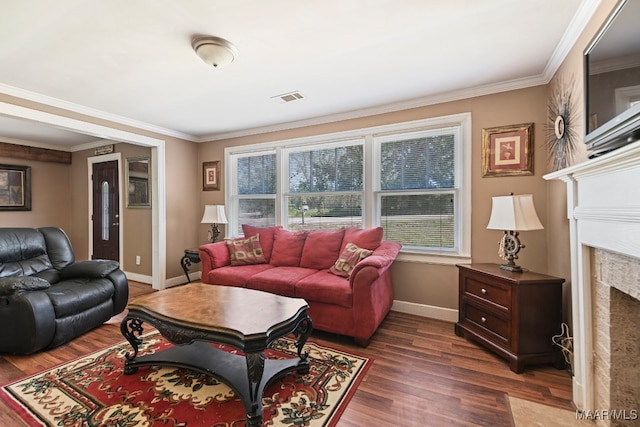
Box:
xmin=499 ymin=262 xmax=523 ymax=273
xmin=498 ymin=231 xmax=524 ymax=273
xmin=208 ymin=224 xmax=221 ymax=243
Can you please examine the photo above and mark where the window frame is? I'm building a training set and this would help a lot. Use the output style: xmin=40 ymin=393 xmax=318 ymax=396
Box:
xmin=225 ymin=112 xmax=472 ymax=264
xmin=282 ymin=138 xmax=365 ymax=229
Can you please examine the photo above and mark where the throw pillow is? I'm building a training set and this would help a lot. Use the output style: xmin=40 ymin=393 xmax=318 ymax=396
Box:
xmin=329 ymin=242 xmax=373 ymax=278
xmin=242 ymin=224 xmax=282 ymax=262
xmin=270 ymin=228 xmax=308 ymax=267
xmin=340 ymin=226 xmax=384 ymax=253
xmin=299 ymin=228 xmax=345 ymax=270
xmin=226 ymin=234 xmax=267 ymax=266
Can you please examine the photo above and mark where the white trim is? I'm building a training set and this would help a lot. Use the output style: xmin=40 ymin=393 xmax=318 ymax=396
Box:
xmin=544 ymin=138 xmax=640 ymax=411
xmin=87 ymin=153 xmax=123 ymax=265
xmin=0 ymin=101 xmax=167 ymax=291
xmin=543 ymin=0 xmax=602 ymax=81
xmin=391 ymin=300 xmax=458 ymax=323
xmin=0 ymin=83 xmax=195 ymax=142
xmin=225 ymin=112 xmax=472 ymax=258
xmin=123 ymin=271 xmax=153 ymax=285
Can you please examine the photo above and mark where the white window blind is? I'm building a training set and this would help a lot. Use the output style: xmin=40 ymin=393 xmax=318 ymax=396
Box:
xmin=286 ymin=143 xmax=363 ymax=230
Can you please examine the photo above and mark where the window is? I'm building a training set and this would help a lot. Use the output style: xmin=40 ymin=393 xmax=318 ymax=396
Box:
xmin=226 ymin=113 xmax=471 ymax=260
xmin=230 ymin=152 xmax=276 ymax=235
xmin=285 ymin=141 xmax=364 ymax=230
xmin=376 ymin=128 xmax=459 ymax=252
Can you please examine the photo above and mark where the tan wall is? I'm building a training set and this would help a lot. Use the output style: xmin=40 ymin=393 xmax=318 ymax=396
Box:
xmin=0 ymin=93 xmax=200 ymax=282
xmin=67 ymin=137 xmax=200 ymax=281
xmin=545 ymin=0 xmax=622 ymax=323
xmin=67 ymin=144 xmax=153 ymax=272
xmin=199 ymin=85 xmax=551 ymax=310
xmin=0 ymin=156 xmax=71 ymax=231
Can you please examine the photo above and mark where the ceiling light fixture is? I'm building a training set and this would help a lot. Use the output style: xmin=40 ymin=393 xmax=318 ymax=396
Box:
xmin=192 ymin=35 xmax=237 ymax=68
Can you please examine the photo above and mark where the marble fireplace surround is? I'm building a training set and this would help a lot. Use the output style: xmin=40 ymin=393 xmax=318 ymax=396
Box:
xmin=545 ymin=140 xmax=640 ymax=414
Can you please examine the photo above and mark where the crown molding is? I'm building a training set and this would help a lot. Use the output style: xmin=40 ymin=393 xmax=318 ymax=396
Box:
xmin=542 ymin=0 xmax=602 ymax=81
xmin=198 ymin=74 xmax=547 ymax=142
xmin=0 ymin=83 xmax=197 ymax=142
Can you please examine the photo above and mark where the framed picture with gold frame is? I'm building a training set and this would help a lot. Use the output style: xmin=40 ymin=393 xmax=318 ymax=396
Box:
xmin=203 ymin=161 xmax=221 ymax=191
xmin=482 ymin=123 xmax=534 ymax=177
xmin=0 ymin=164 xmax=31 ymax=211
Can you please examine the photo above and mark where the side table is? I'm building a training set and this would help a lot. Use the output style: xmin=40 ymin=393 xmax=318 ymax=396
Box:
xmin=454 ymin=263 xmax=564 ymax=373
xmin=180 ymin=248 xmax=201 ymax=283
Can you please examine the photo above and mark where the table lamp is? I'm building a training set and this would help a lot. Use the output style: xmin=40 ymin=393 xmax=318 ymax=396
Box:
xmin=486 ymin=194 xmax=543 ymax=273
xmin=201 ymin=205 xmax=228 ymax=242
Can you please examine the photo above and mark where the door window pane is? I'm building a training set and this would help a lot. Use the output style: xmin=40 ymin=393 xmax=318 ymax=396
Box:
xmin=101 ymin=181 xmax=109 ymax=241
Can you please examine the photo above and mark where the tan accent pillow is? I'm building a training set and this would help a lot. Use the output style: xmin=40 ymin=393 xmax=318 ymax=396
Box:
xmin=226 ymin=234 xmax=267 ymax=266
xmin=329 ymin=242 xmax=373 ymax=278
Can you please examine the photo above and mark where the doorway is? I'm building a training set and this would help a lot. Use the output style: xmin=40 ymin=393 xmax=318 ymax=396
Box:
xmin=91 ymin=158 xmax=121 ymax=262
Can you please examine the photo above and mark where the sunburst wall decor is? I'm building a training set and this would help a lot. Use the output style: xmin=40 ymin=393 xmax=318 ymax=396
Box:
xmin=546 ymin=74 xmax=579 ymax=171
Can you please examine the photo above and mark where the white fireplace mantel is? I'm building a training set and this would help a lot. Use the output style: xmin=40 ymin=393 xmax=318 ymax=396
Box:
xmin=544 ymin=140 xmax=640 ymax=411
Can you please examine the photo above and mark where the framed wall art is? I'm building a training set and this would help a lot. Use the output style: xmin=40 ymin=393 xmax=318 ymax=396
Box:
xmin=126 ymin=156 xmax=151 ymax=208
xmin=482 ymin=123 xmax=534 ymax=177
xmin=203 ymin=160 xmax=221 ymax=191
xmin=0 ymin=164 xmax=31 ymax=211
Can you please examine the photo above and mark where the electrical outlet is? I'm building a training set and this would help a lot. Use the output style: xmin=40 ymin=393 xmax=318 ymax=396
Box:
xmin=135 ymin=255 xmax=141 ymax=265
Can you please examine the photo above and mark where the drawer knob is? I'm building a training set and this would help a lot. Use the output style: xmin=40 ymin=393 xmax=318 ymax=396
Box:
xmin=481 ymin=316 xmax=487 ymax=323
xmin=481 ymin=288 xmax=487 ymax=294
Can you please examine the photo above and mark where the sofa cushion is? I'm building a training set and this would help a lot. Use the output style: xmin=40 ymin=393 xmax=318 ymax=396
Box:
xmin=299 ymin=228 xmax=345 ymax=270
xmin=242 ymin=225 xmax=282 ymax=262
xmin=226 ymin=234 xmax=267 ymax=265
xmin=340 ymin=226 xmax=384 ymax=252
xmin=246 ymin=266 xmax=316 ymax=297
xmin=329 ymin=242 xmax=373 ymax=278
xmin=295 ymin=270 xmax=353 ymax=308
xmin=206 ymin=264 xmax=274 ymax=288
xmin=44 ymin=278 xmax=114 ymax=318
xmin=270 ymin=229 xmax=308 ymax=267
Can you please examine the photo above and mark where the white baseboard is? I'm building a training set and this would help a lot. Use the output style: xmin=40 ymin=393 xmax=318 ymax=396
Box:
xmin=164 ymin=271 xmax=202 ymax=288
xmin=391 ymin=300 xmax=459 ymax=323
xmin=124 ymin=271 xmax=201 ymax=289
xmin=123 ymin=271 xmax=153 ymax=284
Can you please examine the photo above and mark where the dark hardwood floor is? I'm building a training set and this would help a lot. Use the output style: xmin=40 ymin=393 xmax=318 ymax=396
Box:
xmin=0 ymin=282 xmax=574 ymax=426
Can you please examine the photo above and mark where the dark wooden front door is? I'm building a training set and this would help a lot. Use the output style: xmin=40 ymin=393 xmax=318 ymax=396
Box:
xmin=92 ymin=160 xmax=120 ymax=261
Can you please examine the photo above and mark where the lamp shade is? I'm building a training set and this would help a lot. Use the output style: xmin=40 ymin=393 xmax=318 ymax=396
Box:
xmin=486 ymin=194 xmax=543 ymax=231
xmin=201 ymin=205 xmax=228 ymax=224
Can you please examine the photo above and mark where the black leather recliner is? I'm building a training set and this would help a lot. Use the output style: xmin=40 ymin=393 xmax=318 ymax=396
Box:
xmin=0 ymin=227 xmax=129 ymax=354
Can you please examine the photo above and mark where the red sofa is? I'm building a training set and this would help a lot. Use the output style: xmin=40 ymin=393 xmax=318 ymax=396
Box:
xmin=199 ymin=225 xmax=401 ymax=346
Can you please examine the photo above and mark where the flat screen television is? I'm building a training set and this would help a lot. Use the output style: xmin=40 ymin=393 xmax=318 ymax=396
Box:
xmin=585 ymin=0 xmax=640 ymax=157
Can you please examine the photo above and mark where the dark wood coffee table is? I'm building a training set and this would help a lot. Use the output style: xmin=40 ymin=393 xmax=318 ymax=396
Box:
xmin=120 ymin=283 xmax=312 ymax=427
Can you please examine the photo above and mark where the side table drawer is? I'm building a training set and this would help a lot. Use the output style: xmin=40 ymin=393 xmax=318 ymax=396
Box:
xmin=465 ymin=303 xmax=510 ymax=343
xmin=464 ymin=277 xmax=510 ymax=311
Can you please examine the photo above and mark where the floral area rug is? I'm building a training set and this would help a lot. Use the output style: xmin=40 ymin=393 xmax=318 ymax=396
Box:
xmin=0 ymin=332 xmax=371 ymax=426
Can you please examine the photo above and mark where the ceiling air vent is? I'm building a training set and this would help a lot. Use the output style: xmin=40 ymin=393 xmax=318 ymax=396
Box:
xmin=270 ymin=91 xmax=305 ymax=104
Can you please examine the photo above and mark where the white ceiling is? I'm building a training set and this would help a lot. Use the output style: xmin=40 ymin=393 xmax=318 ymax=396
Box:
xmin=0 ymin=0 xmax=599 ymax=150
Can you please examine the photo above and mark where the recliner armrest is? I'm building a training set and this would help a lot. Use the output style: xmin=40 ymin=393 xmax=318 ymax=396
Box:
xmin=0 ymin=276 xmax=50 ymax=296
xmin=59 ymin=260 xmax=120 ymax=279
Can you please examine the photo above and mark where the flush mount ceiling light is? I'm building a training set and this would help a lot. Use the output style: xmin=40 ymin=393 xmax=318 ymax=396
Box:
xmin=192 ymin=35 xmax=237 ymax=68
